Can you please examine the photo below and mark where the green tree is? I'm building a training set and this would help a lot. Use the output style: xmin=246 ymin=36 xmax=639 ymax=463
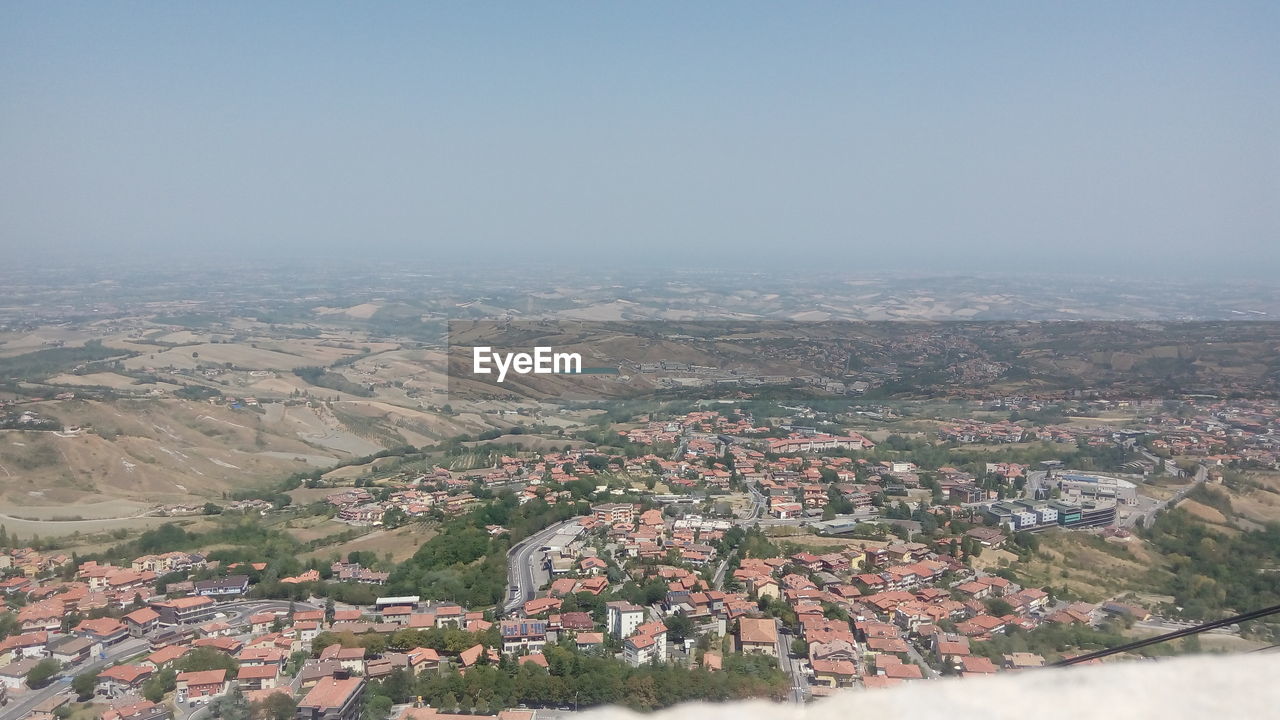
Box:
xmin=250 ymin=692 xmax=297 ymax=720
xmin=142 ymin=668 xmax=177 ymax=702
xmin=72 ymin=671 xmax=98 ymax=700
xmin=663 ymin=612 xmax=694 ymax=643
xmin=209 ymin=684 xmax=250 ymax=720
xmin=984 ymin=598 xmax=1015 ymax=617
xmin=26 ymin=659 xmax=62 ymax=689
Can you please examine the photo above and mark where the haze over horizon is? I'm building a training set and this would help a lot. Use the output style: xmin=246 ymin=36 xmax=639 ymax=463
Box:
xmin=2 ymin=2 xmax=1277 ymax=278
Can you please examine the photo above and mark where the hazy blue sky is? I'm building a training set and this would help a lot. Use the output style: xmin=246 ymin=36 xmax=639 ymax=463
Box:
xmin=2 ymin=2 xmax=1277 ymax=276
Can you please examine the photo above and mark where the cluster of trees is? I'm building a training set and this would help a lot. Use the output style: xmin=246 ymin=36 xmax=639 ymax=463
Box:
xmin=292 ymin=366 xmax=374 ymax=396
xmin=361 ymin=642 xmax=787 ymax=716
xmin=1144 ymin=505 xmax=1280 ymax=619
xmin=0 ymin=340 xmax=134 ymax=381
xmin=201 ymin=685 xmax=296 ymax=720
xmin=311 ymin=626 xmax=502 ymax=656
xmin=387 ymin=494 xmax=586 ymax=607
xmin=970 ymin=623 xmax=1130 ymax=663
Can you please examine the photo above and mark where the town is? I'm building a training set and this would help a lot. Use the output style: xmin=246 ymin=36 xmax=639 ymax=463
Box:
xmin=0 ymin=386 xmax=1276 ymax=720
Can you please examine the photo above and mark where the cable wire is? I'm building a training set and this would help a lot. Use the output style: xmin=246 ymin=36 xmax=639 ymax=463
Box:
xmin=1052 ymin=602 xmax=1280 ymax=666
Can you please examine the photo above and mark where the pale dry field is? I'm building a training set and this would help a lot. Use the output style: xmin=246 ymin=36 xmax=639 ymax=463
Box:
xmin=300 ymin=524 xmax=437 ymax=563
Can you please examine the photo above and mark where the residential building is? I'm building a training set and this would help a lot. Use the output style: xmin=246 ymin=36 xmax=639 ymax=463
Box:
xmin=605 ymin=602 xmax=645 ymax=639
xmin=296 ymin=675 xmax=365 ymax=720
xmin=193 ymin=575 xmax=250 ymax=598
xmin=151 ymin=596 xmax=217 ymax=626
xmin=175 ymin=669 xmax=229 ymax=703
xmin=737 ymin=617 xmax=778 ymax=655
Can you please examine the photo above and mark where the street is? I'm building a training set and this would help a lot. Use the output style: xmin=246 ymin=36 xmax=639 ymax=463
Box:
xmin=773 ymin=620 xmax=808 ymax=704
xmin=503 ymin=519 xmax=582 ymax=615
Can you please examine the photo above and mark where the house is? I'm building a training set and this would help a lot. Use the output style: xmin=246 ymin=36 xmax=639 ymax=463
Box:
xmin=143 ymin=644 xmax=191 ymax=669
xmin=317 ymin=646 xmax=366 ymax=675
xmin=737 ymin=617 xmax=778 ymax=655
xmin=0 ymin=631 xmax=50 ymax=661
xmin=403 ymin=647 xmax=441 ymax=673
xmin=49 ymin=636 xmax=97 ymax=665
xmin=236 ymin=664 xmax=281 ymax=691
xmin=575 ymin=632 xmax=605 ymax=651
xmin=296 ymin=675 xmax=365 ymax=720
xmin=124 ymin=608 xmax=161 ymax=637
xmin=250 ymin=613 xmax=278 ymax=635
xmin=557 ymin=612 xmax=595 ymax=631
xmin=500 ymin=620 xmax=547 ymax=655
xmin=1003 ymin=652 xmax=1046 ymax=670
xmin=101 ymin=700 xmax=172 ymax=720
xmin=76 ymin=617 xmax=128 ymax=645
xmin=194 ymin=575 xmax=249 ymax=598
xmin=934 ymin=635 xmax=971 ymax=667
xmin=0 ymin=659 xmax=40 ymax=691
xmin=298 ymin=660 xmax=344 ymax=689
xmin=960 ymin=656 xmax=999 ymax=677
xmin=808 ymin=634 xmax=855 ymax=658
xmin=522 ymin=598 xmax=562 ymax=617
xmin=28 ymin=695 xmax=72 ymax=720
xmin=97 ymin=664 xmax=154 ymax=698
xmin=812 ymin=659 xmax=857 ymax=688
xmin=175 ymin=669 xmax=229 ymax=703
xmin=880 ymin=660 xmax=924 ymax=680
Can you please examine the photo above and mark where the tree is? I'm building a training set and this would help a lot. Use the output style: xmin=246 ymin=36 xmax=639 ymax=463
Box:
xmin=663 ymin=612 xmax=694 ymax=644
xmin=790 ymin=638 xmax=809 ymax=657
xmin=26 ymin=659 xmax=62 ymax=689
xmin=72 ymin=671 xmax=98 ymax=700
xmin=435 ymin=693 xmax=458 ymax=712
xmin=382 ymin=506 xmax=407 ymax=529
xmin=142 ymin=668 xmax=176 ymax=702
xmin=209 ymin=684 xmax=250 ymax=720
xmin=250 ymin=692 xmax=297 ymax=720
xmin=984 ymin=598 xmax=1016 ymax=617
xmin=362 ymin=694 xmax=393 ymax=720
xmin=176 ymin=647 xmax=239 ymax=674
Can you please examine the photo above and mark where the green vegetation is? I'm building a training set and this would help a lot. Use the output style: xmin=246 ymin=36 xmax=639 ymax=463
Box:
xmin=360 ymin=640 xmax=786 ymax=714
xmin=971 ymin=623 xmax=1130 ymax=663
xmin=1143 ymin=503 xmax=1280 ymax=621
xmin=26 ymin=658 xmax=62 ymax=689
xmin=293 ymin=366 xmax=373 ymax=396
xmin=0 ymin=340 xmax=134 ymax=381
xmin=388 ymin=494 xmax=586 ymax=607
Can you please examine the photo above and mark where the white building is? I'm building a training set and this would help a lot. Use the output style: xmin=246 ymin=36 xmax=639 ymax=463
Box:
xmin=606 ymin=602 xmax=645 ymax=639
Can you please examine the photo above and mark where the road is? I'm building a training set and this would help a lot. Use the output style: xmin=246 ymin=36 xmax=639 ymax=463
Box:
xmin=0 ymin=637 xmax=149 ymax=720
xmin=744 ymin=481 xmax=766 ymax=520
xmin=903 ymin=638 xmax=940 ymax=679
xmin=773 ymin=620 xmax=808 ymax=704
xmin=503 ymin=519 xmax=582 ymax=615
xmin=1122 ymin=464 xmax=1207 ymax=528
xmin=711 ymin=550 xmax=737 ymax=590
